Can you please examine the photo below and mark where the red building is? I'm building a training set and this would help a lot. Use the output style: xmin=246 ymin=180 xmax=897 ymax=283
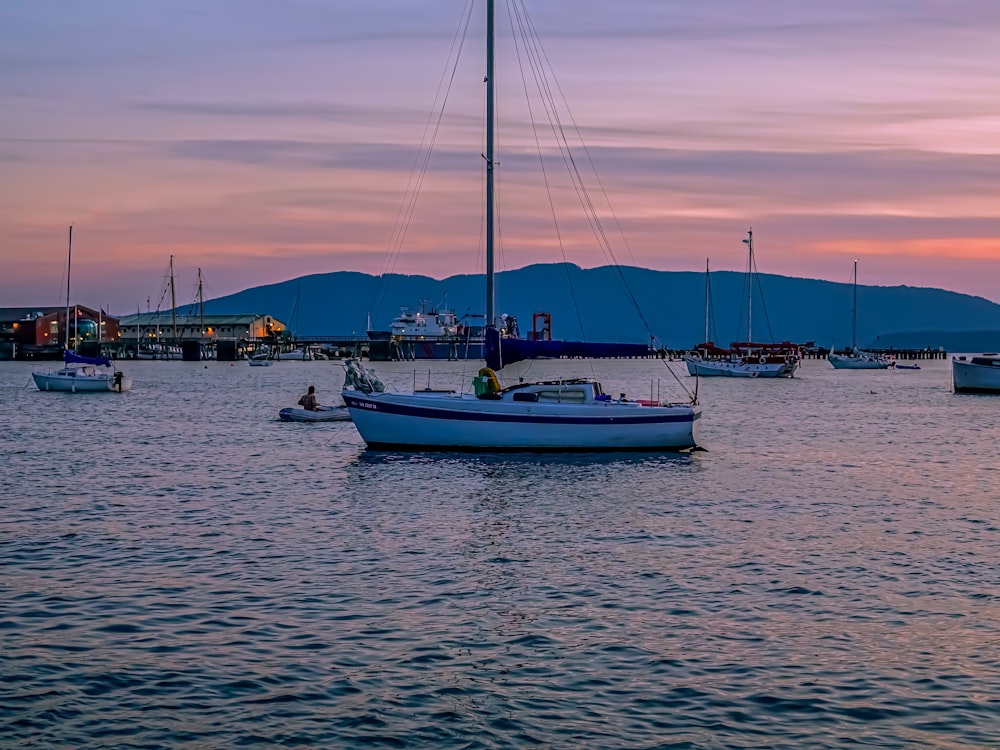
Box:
xmin=0 ymin=306 xmax=121 ymax=359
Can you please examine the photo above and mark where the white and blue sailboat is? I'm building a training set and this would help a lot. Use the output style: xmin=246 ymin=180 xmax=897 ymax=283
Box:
xmin=342 ymin=0 xmax=699 ymax=451
xmin=32 ymin=226 xmax=132 ymax=393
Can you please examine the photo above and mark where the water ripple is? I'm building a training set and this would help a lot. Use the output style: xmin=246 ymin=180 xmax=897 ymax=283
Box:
xmin=2 ymin=359 xmax=998 ymax=747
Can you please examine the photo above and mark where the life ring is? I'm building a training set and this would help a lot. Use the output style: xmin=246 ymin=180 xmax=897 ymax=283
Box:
xmin=758 ymin=355 xmax=767 ymax=365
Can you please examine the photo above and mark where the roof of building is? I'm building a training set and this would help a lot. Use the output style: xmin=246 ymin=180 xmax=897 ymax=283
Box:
xmin=117 ymin=312 xmax=283 ymax=326
xmin=0 ymin=306 xmax=112 ymax=321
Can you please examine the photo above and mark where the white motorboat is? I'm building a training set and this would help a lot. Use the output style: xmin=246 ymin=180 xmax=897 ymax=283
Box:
xmin=828 ymin=260 xmax=893 ymax=370
xmin=952 ymin=354 xmax=1000 ymax=394
xmin=341 ymin=1 xmax=700 ymax=451
xmin=279 ymin=405 xmax=351 ymax=422
xmin=390 ymin=302 xmax=461 ymax=339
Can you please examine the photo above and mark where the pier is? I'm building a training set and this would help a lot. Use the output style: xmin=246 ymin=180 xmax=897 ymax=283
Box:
xmin=72 ymin=337 xmax=947 ymax=364
xmin=801 ymin=347 xmax=947 ymax=361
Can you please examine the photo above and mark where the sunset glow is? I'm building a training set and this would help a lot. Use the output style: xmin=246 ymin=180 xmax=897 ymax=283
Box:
xmin=2 ymin=0 xmax=1000 ymax=311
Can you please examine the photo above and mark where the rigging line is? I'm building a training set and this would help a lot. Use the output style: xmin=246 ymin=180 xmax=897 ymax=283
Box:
xmin=518 ymin=3 xmax=638 ymax=269
xmin=506 ymin=0 xmax=589 ymax=357
xmin=378 ymin=0 xmax=472 ymax=276
xmin=659 ymin=356 xmax=696 ymax=401
xmin=750 ymin=248 xmax=777 ymax=342
xmin=515 ymin=1 xmax=657 ymax=344
xmin=371 ymin=0 xmax=473 ymax=320
xmin=369 ymin=0 xmax=476 ymax=324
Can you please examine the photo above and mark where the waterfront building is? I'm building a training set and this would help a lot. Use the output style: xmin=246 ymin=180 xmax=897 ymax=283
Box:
xmin=0 ymin=306 xmax=120 ymax=359
xmin=116 ymin=313 xmax=286 ymax=343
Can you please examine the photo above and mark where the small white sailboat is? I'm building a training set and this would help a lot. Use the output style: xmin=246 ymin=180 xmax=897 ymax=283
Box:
xmin=343 ymin=0 xmax=699 ymax=451
xmin=828 ymin=260 xmax=893 ymax=370
xmin=32 ymin=226 xmax=132 ymax=393
xmin=684 ymin=232 xmax=802 ymax=378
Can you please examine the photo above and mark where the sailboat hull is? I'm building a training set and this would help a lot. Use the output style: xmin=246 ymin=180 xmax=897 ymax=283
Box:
xmin=828 ymin=353 xmax=892 ymax=370
xmin=684 ymin=357 xmax=797 ymax=378
xmin=344 ymin=390 xmax=700 ymax=451
xmin=32 ymin=369 xmax=132 ymax=392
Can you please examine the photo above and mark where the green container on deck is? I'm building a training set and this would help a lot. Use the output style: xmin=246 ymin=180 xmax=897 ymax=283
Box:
xmin=473 ymin=376 xmax=488 ymax=396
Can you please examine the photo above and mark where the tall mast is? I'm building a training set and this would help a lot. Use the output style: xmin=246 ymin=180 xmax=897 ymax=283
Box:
xmin=169 ymin=254 xmax=178 ymax=345
xmin=704 ymin=258 xmax=710 ymax=343
xmin=485 ymin=0 xmax=495 ymax=329
xmin=852 ymin=259 xmax=858 ymax=350
xmin=197 ymin=267 xmax=205 ymax=336
xmin=742 ymin=229 xmax=753 ymax=342
xmin=64 ymin=225 xmax=73 ymax=350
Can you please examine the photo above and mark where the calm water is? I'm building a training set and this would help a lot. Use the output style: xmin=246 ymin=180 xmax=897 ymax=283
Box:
xmin=2 ymin=356 xmax=998 ymax=748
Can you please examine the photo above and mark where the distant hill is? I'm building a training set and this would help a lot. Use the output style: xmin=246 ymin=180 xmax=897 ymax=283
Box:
xmin=198 ymin=263 xmax=1000 ymax=350
xmin=873 ymin=330 xmax=1000 ymax=353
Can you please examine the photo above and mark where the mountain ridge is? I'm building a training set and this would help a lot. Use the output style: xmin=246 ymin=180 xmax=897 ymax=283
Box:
xmin=197 ymin=262 xmax=1000 ymax=350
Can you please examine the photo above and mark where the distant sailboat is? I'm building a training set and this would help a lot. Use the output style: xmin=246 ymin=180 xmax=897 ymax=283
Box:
xmin=684 ymin=230 xmax=802 ymax=378
xmin=828 ymin=260 xmax=893 ymax=370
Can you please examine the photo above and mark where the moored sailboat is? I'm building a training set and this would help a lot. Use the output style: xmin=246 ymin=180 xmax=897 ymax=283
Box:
xmin=684 ymin=231 xmax=802 ymax=378
xmin=32 ymin=226 xmax=132 ymax=393
xmin=828 ymin=260 xmax=893 ymax=370
xmin=342 ymin=0 xmax=699 ymax=451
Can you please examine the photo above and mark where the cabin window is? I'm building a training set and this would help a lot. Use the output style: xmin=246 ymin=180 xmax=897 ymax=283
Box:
xmin=535 ymin=387 xmax=588 ymax=402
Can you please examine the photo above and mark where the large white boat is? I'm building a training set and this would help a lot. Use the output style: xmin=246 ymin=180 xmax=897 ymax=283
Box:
xmin=684 ymin=232 xmax=802 ymax=378
xmin=342 ymin=0 xmax=700 ymax=451
xmin=371 ymin=302 xmax=485 ymax=360
xmin=952 ymin=354 xmax=1000 ymax=394
xmin=390 ymin=302 xmax=461 ymax=338
xmin=828 ymin=260 xmax=893 ymax=370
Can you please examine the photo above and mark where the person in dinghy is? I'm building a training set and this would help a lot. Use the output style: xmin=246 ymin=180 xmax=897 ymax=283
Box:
xmin=297 ymin=385 xmax=319 ymax=411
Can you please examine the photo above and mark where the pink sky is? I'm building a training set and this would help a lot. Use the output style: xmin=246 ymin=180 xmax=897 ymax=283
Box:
xmin=2 ymin=0 xmax=1000 ymax=313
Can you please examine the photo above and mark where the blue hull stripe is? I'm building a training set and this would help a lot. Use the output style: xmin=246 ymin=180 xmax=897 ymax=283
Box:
xmin=345 ymin=396 xmax=699 ymax=425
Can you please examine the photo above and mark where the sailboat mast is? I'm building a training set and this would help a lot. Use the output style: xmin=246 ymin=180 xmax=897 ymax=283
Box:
xmin=169 ymin=254 xmax=178 ymax=345
xmin=743 ymin=229 xmax=753 ymax=342
xmin=704 ymin=258 xmax=710 ymax=343
xmin=485 ymin=0 xmax=495 ymax=329
xmin=64 ymin=225 xmax=73 ymax=350
xmin=198 ymin=267 xmax=205 ymax=336
xmin=852 ymin=259 xmax=858 ymax=350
